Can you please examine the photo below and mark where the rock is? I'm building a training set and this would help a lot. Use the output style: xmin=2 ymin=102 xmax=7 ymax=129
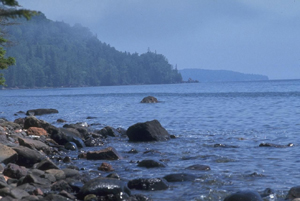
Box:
xmin=43 ymin=193 xmax=72 ymax=201
xmin=129 ymin=194 xmax=153 ymax=201
xmin=185 ymin=164 xmax=211 ymax=171
xmin=64 ymin=142 xmax=78 ymax=150
xmin=0 ymin=121 xmax=22 ymax=131
xmin=106 ymin=173 xmax=120 ymax=180
xmin=87 ymin=147 xmax=122 ymax=160
xmin=35 ymin=158 xmax=60 ymax=170
xmin=97 ymin=126 xmax=119 ymax=137
xmin=45 ymin=169 xmax=66 ymax=181
xmin=62 ymin=156 xmax=71 ymax=163
xmin=98 ymin=162 xmax=114 ymax=172
xmin=12 ymin=146 xmax=46 ymax=168
xmin=140 ymin=96 xmax=158 ymax=103
xmin=259 ymin=143 xmax=293 ymax=148
xmin=286 ymin=186 xmax=300 ymax=200
xmin=26 ymin=109 xmax=58 ymax=116
xmin=24 ymin=117 xmax=58 ymax=137
xmin=84 ymin=137 xmax=104 ymax=147
xmin=128 ymin=148 xmax=138 ymax=154
xmin=51 ymin=128 xmax=85 ymax=148
xmin=126 ymin=120 xmax=170 ymax=142
xmin=13 ymin=118 xmax=25 ymax=127
xmin=51 ymin=180 xmax=73 ymax=192
xmin=59 ymin=190 xmax=77 ymax=200
xmin=214 ymin=144 xmax=239 ymax=148
xmin=26 ymin=127 xmax=48 ymax=137
xmin=57 ymin=119 xmax=66 ymax=123
xmin=3 ymin=163 xmax=28 ymax=179
xmin=163 ymin=173 xmax=196 ymax=182
xmin=77 ymin=177 xmax=131 ymax=199
xmin=0 ymin=143 xmax=18 ymax=164
xmin=128 ymin=178 xmax=169 ymax=191
xmin=18 ymin=137 xmax=52 ymax=154
xmin=224 ymin=190 xmax=263 ymax=201
xmin=62 ymin=168 xmax=80 ymax=178
xmin=138 ymin=159 xmax=166 ymax=168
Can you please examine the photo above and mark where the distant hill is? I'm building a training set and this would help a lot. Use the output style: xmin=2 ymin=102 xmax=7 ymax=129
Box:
xmin=1 ymin=13 xmax=182 ymax=88
xmin=179 ymin=69 xmax=269 ymax=82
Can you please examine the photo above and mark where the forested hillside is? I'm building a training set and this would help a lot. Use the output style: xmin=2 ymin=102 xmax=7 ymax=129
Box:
xmin=180 ymin=69 xmax=268 ymax=82
xmin=2 ymin=14 xmax=182 ymax=88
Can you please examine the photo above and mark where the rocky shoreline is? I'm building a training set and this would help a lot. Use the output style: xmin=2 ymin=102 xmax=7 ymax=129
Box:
xmin=0 ymin=110 xmax=299 ymax=200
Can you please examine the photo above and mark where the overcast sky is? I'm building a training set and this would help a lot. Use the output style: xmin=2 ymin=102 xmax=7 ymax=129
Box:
xmin=18 ymin=0 xmax=300 ymax=80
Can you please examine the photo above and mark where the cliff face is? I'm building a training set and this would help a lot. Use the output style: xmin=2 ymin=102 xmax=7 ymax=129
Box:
xmin=179 ymin=69 xmax=269 ymax=82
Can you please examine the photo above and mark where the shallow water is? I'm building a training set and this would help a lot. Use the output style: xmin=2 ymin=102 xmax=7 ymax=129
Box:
xmin=1 ymin=80 xmax=300 ymax=200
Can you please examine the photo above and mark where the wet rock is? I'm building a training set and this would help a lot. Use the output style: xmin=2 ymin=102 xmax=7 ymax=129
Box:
xmin=97 ymin=126 xmax=119 ymax=137
xmin=24 ymin=117 xmax=58 ymax=137
xmin=43 ymin=193 xmax=71 ymax=201
xmin=138 ymin=159 xmax=166 ymax=168
xmin=77 ymin=177 xmax=131 ymax=199
xmin=116 ymin=127 xmax=127 ymax=136
xmin=59 ymin=190 xmax=77 ymax=200
xmin=64 ymin=142 xmax=78 ymax=150
xmin=286 ymin=186 xmax=300 ymax=200
xmin=106 ymin=173 xmax=120 ymax=180
xmin=98 ymin=162 xmax=114 ymax=172
xmin=26 ymin=127 xmax=48 ymax=137
xmin=259 ymin=142 xmax=293 ymax=148
xmin=128 ymin=148 xmax=138 ymax=154
xmin=163 ymin=173 xmax=196 ymax=182
xmin=260 ymin=188 xmax=275 ymax=198
xmin=224 ymin=190 xmax=263 ymax=201
xmin=0 ymin=143 xmax=18 ymax=164
xmin=63 ymin=123 xmax=89 ymax=138
xmin=128 ymin=178 xmax=169 ymax=191
xmin=84 ymin=137 xmax=104 ymax=147
xmin=185 ymin=164 xmax=211 ymax=171
xmin=126 ymin=120 xmax=170 ymax=142
xmin=26 ymin=109 xmax=58 ymax=116
xmin=18 ymin=137 xmax=52 ymax=154
xmin=51 ymin=128 xmax=85 ymax=148
xmin=57 ymin=119 xmax=66 ymax=123
xmin=129 ymin=194 xmax=153 ymax=201
xmin=62 ymin=156 xmax=71 ymax=163
xmin=87 ymin=147 xmax=122 ymax=160
xmin=140 ymin=96 xmax=158 ymax=103
xmin=3 ymin=163 xmax=28 ymax=179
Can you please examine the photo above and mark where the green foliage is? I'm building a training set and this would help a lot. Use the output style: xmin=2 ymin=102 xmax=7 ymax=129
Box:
xmin=0 ymin=0 xmax=36 ymax=85
xmin=2 ymin=14 xmax=182 ymax=88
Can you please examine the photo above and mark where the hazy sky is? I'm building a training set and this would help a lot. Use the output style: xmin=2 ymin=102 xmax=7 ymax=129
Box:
xmin=18 ymin=0 xmax=300 ymax=80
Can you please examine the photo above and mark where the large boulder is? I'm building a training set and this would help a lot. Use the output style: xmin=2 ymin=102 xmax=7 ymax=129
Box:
xmin=141 ymin=96 xmax=158 ymax=103
xmin=50 ymin=128 xmax=85 ymax=148
xmin=0 ymin=143 xmax=18 ymax=164
xmin=128 ymin=178 xmax=169 ymax=191
xmin=12 ymin=146 xmax=46 ymax=168
xmin=224 ymin=190 xmax=263 ymax=201
xmin=77 ymin=177 xmax=131 ymax=199
xmin=24 ymin=116 xmax=58 ymax=136
xmin=26 ymin=109 xmax=58 ymax=116
xmin=18 ymin=137 xmax=52 ymax=154
xmin=126 ymin=120 xmax=170 ymax=142
xmin=286 ymin=186 xmax=300 ymax=200
xmin=87 ymin=147 xmax=122 ymax=160
xmin=26 ymin=127 xmax=48 ymax=137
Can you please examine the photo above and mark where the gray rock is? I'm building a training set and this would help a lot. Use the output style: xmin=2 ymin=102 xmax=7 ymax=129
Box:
xmin=163 ymin=173 xmax=196 ymax=182
xmin=126 ymin=120 xmax=170 ymax=142
xmin=0 ymin=143 xmax=18 ymax=164
xmin=26 ymin=109 xmax=58 ymax=116
xmin=3 ymin=163 xmax=28 ymax=179
xmin=12 ymin=146 xmax=46 ymax=168
xmin=18 ymin=137 xmax=52 ymax=154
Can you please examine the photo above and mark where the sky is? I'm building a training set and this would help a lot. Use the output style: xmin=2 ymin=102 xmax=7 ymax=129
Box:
xmin=17 ymin=0 xmax=300 ymax=80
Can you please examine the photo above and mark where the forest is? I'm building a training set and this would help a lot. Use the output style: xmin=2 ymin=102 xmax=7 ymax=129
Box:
xmin=1 ymin=13 xmax=182 ymax=88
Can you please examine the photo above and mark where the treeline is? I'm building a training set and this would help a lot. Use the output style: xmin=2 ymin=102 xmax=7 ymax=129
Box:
xmin=2 ymin=14 xmax=182 ymax=88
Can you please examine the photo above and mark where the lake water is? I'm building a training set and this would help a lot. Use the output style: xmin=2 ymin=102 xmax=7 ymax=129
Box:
xmin=1 ymin=80 xmax=300 ymax=200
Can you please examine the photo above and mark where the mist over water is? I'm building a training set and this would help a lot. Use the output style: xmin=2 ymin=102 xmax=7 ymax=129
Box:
xmin=1 ymin=80 xmax=300 ymax=200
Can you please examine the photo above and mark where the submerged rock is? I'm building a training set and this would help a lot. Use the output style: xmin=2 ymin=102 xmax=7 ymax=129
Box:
xmin=224 ymin=190 xmax=263 ymax=201
xmin=138 ymin=159 xmax=166 ymax=168
xmin=163 ymin=173 xmax=196 ymax=182
xmin=128 ymin=178 xmax=169 ymax=191
xmin=126 ymin=120 xmax=170 ymax=142
xmin=185 ymin=164 xmax=211 ymax=171
xmin=259 ymin=143 xmax=293 ymax=148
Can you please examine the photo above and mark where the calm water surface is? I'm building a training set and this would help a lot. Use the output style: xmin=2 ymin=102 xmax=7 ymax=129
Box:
xmin=1 ymin=80 xmax=300 ymax=200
